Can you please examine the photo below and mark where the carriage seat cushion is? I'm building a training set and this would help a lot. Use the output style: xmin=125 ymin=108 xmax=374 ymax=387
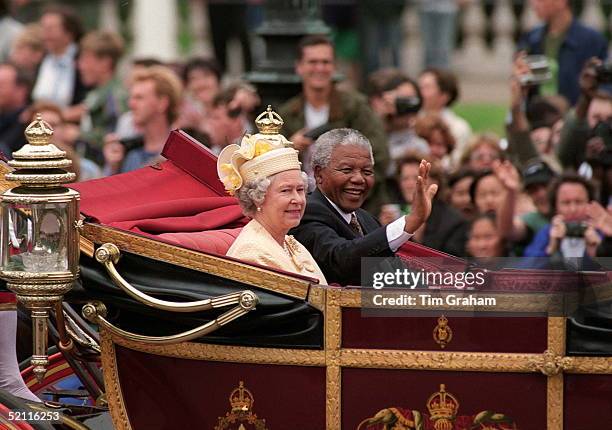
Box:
xmin=156 ymin=228 xmax=243 ymax=256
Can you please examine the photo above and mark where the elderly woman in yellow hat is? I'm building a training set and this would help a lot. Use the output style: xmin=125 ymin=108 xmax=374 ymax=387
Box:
xmin=217 ymin=107 xmax=327 ymax=284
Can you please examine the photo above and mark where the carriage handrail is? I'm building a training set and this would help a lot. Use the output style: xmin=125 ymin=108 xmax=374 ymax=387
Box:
xmin=81 ymin=289 xmax=258 ymax=345
xmin=95 ymin=243 xmax=253 ymax=313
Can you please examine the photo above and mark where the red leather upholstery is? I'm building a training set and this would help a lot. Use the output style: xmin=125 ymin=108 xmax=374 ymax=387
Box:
xmin=157 ymin=228 xmax=243 ymax=256
xmin=71 ymin=131 xmax=249 ymax=257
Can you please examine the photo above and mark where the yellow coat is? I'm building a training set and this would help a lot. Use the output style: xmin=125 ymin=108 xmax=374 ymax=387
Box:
xmin=227 ymin=219 xmax=327 ymax=285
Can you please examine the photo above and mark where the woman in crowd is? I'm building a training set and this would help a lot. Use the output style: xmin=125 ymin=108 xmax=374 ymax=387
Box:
xmin=460 ymin=133 xmax=503 ymax=172
xmin=415 ymin=113 xmax=455 ymax=170
xmin=524 ymin=174 xmax=601 ymax=259
xmin=466 ymin=213 xmax=507 ymax=260
xmin=418 ymin=68 xmax=472 ymax=163
xmin=217 ymin=116 xmax=327 ymax=284
xmin=447 ymin=168 xmax=475 ymax=220
xmin=380 ymin=153 xmax=467 ymax=256
xmin=469 ymin=169 xmax=507 ymax=215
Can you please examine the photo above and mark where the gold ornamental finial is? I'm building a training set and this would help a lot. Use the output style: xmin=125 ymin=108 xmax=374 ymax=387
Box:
xmin=24 ymin=113 xmax=54 ymax=146
xmin=255 ymin=105 xmax=283 ymax=135
xmin=7 ymin=113 xmax=74 ymax=186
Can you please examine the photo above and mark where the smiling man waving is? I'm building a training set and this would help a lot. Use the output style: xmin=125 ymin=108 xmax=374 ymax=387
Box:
xmin=290 ymin=128 xmax=438 ymax=286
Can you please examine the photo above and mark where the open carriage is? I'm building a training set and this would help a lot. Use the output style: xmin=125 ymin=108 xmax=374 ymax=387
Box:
xmin=1 ymin=124 xmax=612 ymax=430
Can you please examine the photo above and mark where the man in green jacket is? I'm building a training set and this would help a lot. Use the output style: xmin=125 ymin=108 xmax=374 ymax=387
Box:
xmin=77 ymin=30 xmax=128 ymax=153
xmin=278 ymin=35 xmax=389 ymax=214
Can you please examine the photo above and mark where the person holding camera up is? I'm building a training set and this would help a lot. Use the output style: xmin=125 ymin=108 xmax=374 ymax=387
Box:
xmin=524 ymin=174 xmax=603 ymax=260
xmin=367 ymin=69 xmax=428 ymax=180
xmin=556 ymin=58 xmax=612 ymax=207
xmin=506 ymin=53 xmax=566 ymax=173
xmin=587 ymin=200 xmax=612 ymax=257
xmin=198 ymin=85 xmax=253 ymax=156
xmin=518 ymin=0 xmax=607 ymax=105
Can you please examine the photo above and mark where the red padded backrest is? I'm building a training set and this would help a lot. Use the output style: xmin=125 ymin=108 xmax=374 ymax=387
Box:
xmin=153 ymin=227 xmax=318 ymax=282
xmin=156 ymin=228 xmax=243 ymax=256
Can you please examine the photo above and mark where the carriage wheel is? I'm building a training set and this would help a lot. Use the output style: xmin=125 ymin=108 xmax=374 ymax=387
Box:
xmin=20 ymin=351 xmax=96 ymax=406
xmin=0 ymin=388 xmax=53 ymax=430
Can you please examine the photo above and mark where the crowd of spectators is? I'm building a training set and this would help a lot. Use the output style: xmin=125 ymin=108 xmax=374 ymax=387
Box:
xmin=0 ymin=0 xmax=609 ymax=261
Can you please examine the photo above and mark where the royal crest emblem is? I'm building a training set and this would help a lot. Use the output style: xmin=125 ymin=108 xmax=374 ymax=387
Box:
xmin=358 ymin=384 xmax=517 ymax=430
xmin=215 ymin=381 xmax=268 ymax=430
xmin=433 ymin=315 xmax=453 ymax=349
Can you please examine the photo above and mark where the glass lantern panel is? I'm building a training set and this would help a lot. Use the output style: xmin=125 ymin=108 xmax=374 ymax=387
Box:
xmin=2 ymin=201 xmax=69 ymax=273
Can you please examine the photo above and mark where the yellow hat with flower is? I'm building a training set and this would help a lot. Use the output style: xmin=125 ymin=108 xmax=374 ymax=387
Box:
xmin=217 ymin=106 xmax=301 ymax=195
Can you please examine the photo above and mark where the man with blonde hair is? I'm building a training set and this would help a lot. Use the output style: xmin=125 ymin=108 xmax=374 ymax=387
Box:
xmin=103 ymin=65 xmax=183 ymax=174
xmin=78 ymin=30 xmax=127 ymax=149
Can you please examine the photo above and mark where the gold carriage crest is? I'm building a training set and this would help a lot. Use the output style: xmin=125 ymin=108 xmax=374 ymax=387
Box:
xmin=215 ymin=381 xmax=268 ymax=430
xmin=433 ymin=315 xmax=453 ymax=349
xmin=426 ymin=384 xmax=459 ymax=430
xmin=358 ymin=384 xmax=517 ymax=430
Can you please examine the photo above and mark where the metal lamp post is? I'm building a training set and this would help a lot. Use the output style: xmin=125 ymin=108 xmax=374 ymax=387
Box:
xmin=246 ymin=0 xmax=330 ymax=108
xmin=0 ymin=114 xmax=80 ymax=382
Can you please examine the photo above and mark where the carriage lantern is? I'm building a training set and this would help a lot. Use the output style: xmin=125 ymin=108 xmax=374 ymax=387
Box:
xmin=0 ymin=114 xmax=80 ymax=382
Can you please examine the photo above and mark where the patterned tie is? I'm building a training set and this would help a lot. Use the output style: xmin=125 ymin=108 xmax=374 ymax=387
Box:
xmin=349 ymin=213 xmax=364 ymax=237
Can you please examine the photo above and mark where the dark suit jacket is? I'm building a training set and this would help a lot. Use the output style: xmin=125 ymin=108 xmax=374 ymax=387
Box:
xmin=72 ymin=62 xmax=89 ymax=106
xmin=290 ymin=189 xmax=394 ymax=286
xmin=422 ymin=199 xmax=468 ymax=257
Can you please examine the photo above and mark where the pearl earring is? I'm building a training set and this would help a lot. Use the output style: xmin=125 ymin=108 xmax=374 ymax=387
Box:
xmin=257 ymin=207 xmax=261 ymax=212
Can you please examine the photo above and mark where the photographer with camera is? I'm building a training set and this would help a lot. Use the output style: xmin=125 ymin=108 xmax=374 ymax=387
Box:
xmin=517 ymin=0 xmax=607 ymax=105
xmin=505 ymin=54 xmax=565 ymax=177
xmin=524 ymin=174 xmax=602 ymax=260
xmin=557 ymin=57 xmax=612 ymax=206
xmin=199 ymin=85 xmax=251 ymax=155
xmin=368 ymin=69 xmax=428 ymax=179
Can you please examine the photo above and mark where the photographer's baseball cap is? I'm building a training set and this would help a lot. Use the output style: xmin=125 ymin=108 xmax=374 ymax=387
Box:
xmin=522 ymin=160 xmax=556 ymax=188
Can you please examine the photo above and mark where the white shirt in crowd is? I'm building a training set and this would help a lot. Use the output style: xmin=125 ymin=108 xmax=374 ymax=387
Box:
xmin=32 ymin=43 xmax=78 ymax=108
xmin=303 ymin=102 xmax=329 ymax=176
